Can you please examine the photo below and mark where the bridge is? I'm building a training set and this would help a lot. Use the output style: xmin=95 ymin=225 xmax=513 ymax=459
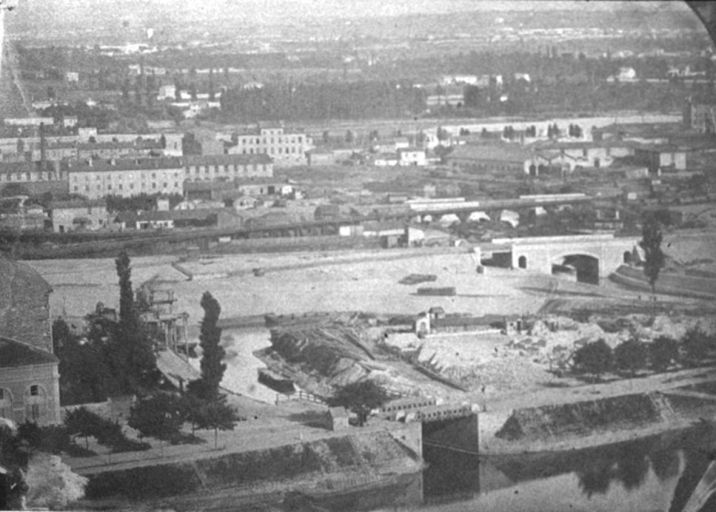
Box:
xmin=486 ymin=234 xmax=641 ymax=284
xmin=381 ymin=399 xmax=480 ymax=456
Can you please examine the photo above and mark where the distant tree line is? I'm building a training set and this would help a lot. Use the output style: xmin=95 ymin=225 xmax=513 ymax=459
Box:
xmin=220 ymin=80 xmax=427 ymax=121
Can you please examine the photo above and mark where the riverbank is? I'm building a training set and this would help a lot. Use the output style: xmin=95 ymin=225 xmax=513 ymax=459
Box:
xmin=76 ymin=427 xmax=422 ymax=510
xmin=480 ymin=388 xmax=716 ymax=455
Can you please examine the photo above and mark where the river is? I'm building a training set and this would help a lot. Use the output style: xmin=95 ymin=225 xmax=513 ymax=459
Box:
xmin=290 ymin=424 xmax=716 ymax=512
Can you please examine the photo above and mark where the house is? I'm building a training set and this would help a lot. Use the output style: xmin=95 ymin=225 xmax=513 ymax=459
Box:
xmin=50 ymin=199 xmax=109 ymax=233
xmin=327 ymin=407 xmax=350 ymax=431
xmin=0 ymin=256 xmax=60 ymax=426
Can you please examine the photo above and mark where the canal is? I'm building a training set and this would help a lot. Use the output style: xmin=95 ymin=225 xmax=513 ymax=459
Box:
xmin=287 ymin=423 xmax=716 ymax=512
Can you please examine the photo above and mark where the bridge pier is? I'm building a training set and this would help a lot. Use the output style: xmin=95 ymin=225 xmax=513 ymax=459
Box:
xmin=422 ymin=413 xmax=480 ymax=455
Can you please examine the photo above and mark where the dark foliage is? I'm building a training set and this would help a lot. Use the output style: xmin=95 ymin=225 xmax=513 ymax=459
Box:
xmin=327 ymin=380 xmax=390 ymax=426
xmin=572 ymin=339 xmax=613 ymax=381
xmin=639 ymin=217 xmax=665 ymax=296
xmin=128 ymin=394 xmax=185 ymax=442
xmin=614 ymin=339 xmax=648 ymax=376
xmin=649 ymin=336 xmax=680 ymax=372
xmin=196 ymin=292 xmax=226 ymax=402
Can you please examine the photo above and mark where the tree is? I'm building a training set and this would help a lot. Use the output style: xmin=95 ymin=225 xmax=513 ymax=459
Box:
xmin=194 ymin=399 xmax=238 ymax=449
xmin=649 ymin=336 xmax=679 ymax=372
xmin=192 ymin=292 xmax=226 ymax=401
xmin=64 ymin=407 xmax=100 ymax=449
xmin=344 ymin=130 xmax=354 ymax=144
xmin=572 ymin=339 xmax=613 ymax=381
xmin=113 ymin=251 xmax=159 ymax=394
xmin=327 ymin=380 xmax=390 ymax=426
xmin=128 ymin=394 xmax=184 ymax=450
xmin=639 ymin=217 xmax=665 ymax=306
xmin=614 ymin=339 xmax=648 ymax=376
xmin=682 ymin=327 xmax=711 ymax=363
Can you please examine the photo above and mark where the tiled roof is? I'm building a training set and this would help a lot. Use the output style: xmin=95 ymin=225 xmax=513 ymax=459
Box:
xmin=0 ymin=336 xmax=57 ymax=368
xmin=0 ymin=257 xmax=53 ymax=352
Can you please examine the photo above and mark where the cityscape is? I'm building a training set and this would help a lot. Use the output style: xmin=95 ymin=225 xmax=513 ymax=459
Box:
xmin=1 ymin=1 xmax=716 ymax=511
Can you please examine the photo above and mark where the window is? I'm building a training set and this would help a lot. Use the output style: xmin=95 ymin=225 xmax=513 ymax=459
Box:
xmin=30 ymin=385 xmax=39 ymax=396
xmin=518 ymin=256 xmax=527 ymax=269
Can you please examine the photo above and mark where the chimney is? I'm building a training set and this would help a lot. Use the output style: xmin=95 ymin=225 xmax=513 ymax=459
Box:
xmin=40 ymin=122 xmax=47 ymax=171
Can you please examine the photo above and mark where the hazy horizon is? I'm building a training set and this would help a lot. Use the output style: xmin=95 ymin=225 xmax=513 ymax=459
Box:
xmin=5 ymin=0 xmax=697 ymax=37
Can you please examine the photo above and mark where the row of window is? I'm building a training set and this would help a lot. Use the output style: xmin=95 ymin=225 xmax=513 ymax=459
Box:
xmin=0 ymin=171 xmax=62 ymax=182
xmin=71 ymin=171 xmax=182 ymax=182
xmin=238 ymin=135 xmax=304 ymax=145
xmin=187 ymin=163 xmax=267 ymax=174
xmin=72 ymin=182 xmax=181 ymax=193
xmin=238 ymin=146 xmax=302 ymax=156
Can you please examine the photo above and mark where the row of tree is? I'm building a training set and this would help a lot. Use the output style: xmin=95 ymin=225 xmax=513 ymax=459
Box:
xmin=572 ymin=328 xmax=714 ymax=381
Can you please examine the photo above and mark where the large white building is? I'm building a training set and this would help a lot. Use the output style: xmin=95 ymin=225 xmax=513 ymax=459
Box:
xmin=65 ymin=154 xmax=275 ymax=199
xmin=226 ymin=124 xmax=312 ymax=167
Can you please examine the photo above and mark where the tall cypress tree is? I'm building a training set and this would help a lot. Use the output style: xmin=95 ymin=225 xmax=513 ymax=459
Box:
xmin=198 ymin=292 xmax=226 ymax=401
xmin=639 ymin=217 xmax=665 ymax=308
xmin=114 ymin=251 xmax=158 ymax=394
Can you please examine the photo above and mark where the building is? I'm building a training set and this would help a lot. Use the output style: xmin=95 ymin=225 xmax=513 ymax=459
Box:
xmin=447 ymin=142 xmax=533 ymax=175
xmin=633 ymin=144 xmax=687 ymax=173
xmin=0 ymin=161 xmax=68 ymax=196
xmin=0 ymin=256 xmax=60 ymax=426
xmin=49 ymin=199 xmax=109 ymax=233
xmin=426 ymin=86 xmax=465 ymax=108
xmin=65 ymin=157 xmax=185 ymax=199
xmin=529 ymin=140 xmax=634 ymax=173
xmin=226 ymin=123 xmax=312 ymax=167
xmin=683 ymin=99 xmax=716 ymax=134
xmin=398 ymin=148 xmax=427 ymax=166
xmin=184 ymin=154 xmax=273 ymax=183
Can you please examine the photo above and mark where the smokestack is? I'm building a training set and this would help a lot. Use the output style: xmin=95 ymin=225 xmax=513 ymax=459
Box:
xmin=40 ymin=122 xmax=46 ymax=171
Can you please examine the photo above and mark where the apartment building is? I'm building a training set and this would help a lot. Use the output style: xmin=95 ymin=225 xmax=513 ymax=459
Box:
xmin=226 ymin=124 xmax=312 ymax=167
xmin=65 ymin=157 xmax=185 ymax=199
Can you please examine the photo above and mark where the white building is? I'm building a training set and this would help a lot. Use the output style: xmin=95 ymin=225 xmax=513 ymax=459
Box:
xmin=226 ymin=123 xmax=312 ymax=167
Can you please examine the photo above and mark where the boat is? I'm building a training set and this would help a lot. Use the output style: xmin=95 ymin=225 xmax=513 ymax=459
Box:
xmin=258 ymin=368 xmax=295 ymax=394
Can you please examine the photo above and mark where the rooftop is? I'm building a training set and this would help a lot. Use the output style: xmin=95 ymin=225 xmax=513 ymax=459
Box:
xmin=184 ymin=153 xmax=272 ymax=166
xmin=0 ymin=336 xmax=58 ymax=368
xmin=64 ymin=157 xmax=184 ymax=173
xmin=449 ymin=142 xmax=532 ymax=162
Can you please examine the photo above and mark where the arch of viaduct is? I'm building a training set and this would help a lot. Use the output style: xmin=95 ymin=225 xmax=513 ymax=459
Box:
xmin=491 ymin=234 xmax=642 ymax=281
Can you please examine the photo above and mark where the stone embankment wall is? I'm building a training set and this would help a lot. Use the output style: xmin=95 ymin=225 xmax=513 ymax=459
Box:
xmin=610 ymin=265 xmax=716 ymax=299
xmin=492 ymin=390 xmax=716 ymax=452
xmin=84 ymin=431 xmax=419 ymax=502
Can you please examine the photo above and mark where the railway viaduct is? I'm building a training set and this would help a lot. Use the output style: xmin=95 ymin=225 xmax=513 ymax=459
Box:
xmin=488 ymin=234 xmax=642 ymax=284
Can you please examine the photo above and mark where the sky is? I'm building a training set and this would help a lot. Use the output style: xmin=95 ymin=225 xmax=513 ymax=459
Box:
xmin=6 ymin=0 xmax=693 ymax=25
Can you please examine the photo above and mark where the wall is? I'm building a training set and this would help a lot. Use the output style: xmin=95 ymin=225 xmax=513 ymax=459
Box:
xmin=0 ymin=363 xmax=61 ymax=425
xmin=507 ymin=235 xmax=639 ymax=279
